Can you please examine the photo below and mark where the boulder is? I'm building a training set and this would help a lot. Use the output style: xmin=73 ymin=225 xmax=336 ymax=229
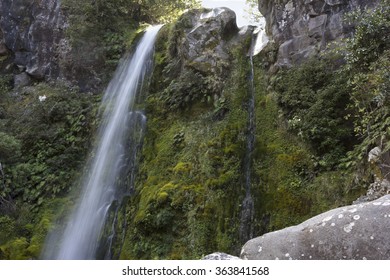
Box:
xmin=202 ymin=252 xmax=241 ymax=260
xmin=241 ymin=194 xmax=390 ymax=260
xmin=14 ymin=72 xmax=32 ymax=88
xmin=178 ymin=8 xmax=240 ymax=75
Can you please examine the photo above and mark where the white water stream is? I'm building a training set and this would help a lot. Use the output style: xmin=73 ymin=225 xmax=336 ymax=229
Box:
xmin=44 ymin=25 xmax=162 ymax=259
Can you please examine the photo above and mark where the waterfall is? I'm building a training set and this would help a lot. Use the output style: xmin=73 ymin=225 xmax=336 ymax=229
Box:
xmin=239 ymin=27 xmax=267 ymax=243
xmin=43 ymin=25 xmax=162 ymax=260
xmin=239 ymin=53 xmax=255 ymax=243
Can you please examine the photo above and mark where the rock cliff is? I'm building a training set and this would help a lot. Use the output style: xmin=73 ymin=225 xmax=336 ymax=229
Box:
xmin=0 ymin=0 xmax=67 ymax=83
xmin=119 ymin=8 xmax=257 ymax=259
xmin=258 ymin=0 xmax=380 ymax=66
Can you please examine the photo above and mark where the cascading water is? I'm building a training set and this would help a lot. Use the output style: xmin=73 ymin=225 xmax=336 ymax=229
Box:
xmin=239 ymin=28 xmax=268 ymax=243
xmin=239 ymin=48 xmax=256 ymax=243
xmin=43 ymin=25 xmax=162 ymax=260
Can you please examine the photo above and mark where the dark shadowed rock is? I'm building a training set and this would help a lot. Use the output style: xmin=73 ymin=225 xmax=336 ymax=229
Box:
xmin=0 ymin=0 xmax=67 ymax=80
xmin=0 ymin=28 xmax=7 ymax=56
xmin=241 ymin=194 xmax=390 ymax=260
xmin=0 ymin=42 xmax=7 ymax=56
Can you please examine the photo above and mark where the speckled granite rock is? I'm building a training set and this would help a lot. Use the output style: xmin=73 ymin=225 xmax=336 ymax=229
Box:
xmin=202 ymin=252 xmax=241 ymax=260
xmin=241 ymin=194 xmax=390 ymax=260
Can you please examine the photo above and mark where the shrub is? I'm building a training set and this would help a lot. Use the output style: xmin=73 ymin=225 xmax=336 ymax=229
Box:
xmin=274 ymin=57 xmax=355 ymax=167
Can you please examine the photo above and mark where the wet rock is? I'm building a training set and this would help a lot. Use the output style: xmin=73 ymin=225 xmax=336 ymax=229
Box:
xmin=241 ymin=195 xmax=390 ymax=260
xmin=0 ymin=28 xmax=7 ymax=56
xmin=354 ymin=146 xmax=390 ymax=203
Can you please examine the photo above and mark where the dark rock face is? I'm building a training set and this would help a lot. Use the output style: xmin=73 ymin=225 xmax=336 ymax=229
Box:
xmin=0 ymin=0 xmax=67 ymax=80
xmin=241 ymin=194 xmax=390 ymax=260
xmin=258 ymin=0 xmax=380 ymax=66
xmin=0 ymin=31 xmax=7 ymax=56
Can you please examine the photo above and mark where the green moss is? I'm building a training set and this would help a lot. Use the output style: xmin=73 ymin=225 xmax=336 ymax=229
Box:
xmin=173 ymin=162 xmax=192 ymax=174
xmin=250 ymin=53 xmax=364 ymax=234
xmin=119 ymin=28 xmax=253 ymax=259
xmin=0 ymin=216 xmax=15 ymax=245
xmin=1 ymin=238 xmax=29 ymax=260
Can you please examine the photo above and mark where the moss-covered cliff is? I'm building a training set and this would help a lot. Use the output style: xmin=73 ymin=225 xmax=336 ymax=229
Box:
xmin=118 ymin=7 xmax=366 ymax=258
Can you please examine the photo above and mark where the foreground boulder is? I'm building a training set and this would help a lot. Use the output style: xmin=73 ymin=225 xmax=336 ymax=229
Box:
xmin=202 ymin=252 xmax=241 ymax=260
xmin=241 ymin=195 xmax=390 ymax=260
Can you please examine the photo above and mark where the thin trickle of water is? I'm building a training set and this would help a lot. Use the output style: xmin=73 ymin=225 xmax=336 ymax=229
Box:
xmin=252 ymin=25 xmax=269 ymax=56
xmin=43 ymin=25 xmax=162 ymax=260
xmin=239 ymin=31 xmax=259 ymax=243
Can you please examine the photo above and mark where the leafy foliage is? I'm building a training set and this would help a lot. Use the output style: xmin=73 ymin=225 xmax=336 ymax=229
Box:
xmin=273 ymin=0 xmax=390 ymax=188
xmin=344 ymin=0 xmax=390 ymax=71
xmin=245 ymin=0 xmax=264 ymax=25
xmin=342 ymin=0 xmax=390 ymax=174
xmin=0 ymin=132 xmax=21 ymax=163
xmin=274 ymin=56 xmax=355 ymax=168
xmin=0 ymin=83 xmax=99 ymax=206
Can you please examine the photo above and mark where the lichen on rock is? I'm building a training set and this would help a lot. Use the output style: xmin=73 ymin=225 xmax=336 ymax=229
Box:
xmin=241 ymin=194 xmax=390 ymax=260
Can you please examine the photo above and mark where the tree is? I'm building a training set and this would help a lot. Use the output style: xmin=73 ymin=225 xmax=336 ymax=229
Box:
xmin=245 ymin=0 xmax=263 ymax=25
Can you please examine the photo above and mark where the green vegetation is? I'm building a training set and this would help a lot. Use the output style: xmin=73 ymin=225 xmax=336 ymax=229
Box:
xmin=262 ymin=0 xmax=390 ymax=230
xmin=0 ymin=0 xmax=200 ymax=259
xmin=118 ymin=6 xmax=365 ymax=258
xmin=245 ymin=52 xmax=361 ymax=232
xmin=273 ymin=56 xmax=355 ymax=168
xmin=343 ymin=0 xmax=390 ymax=176
xmin=0 ymin=82 xmax=99 ymax=259
xmin=61 ymin=0 xmax=200 ymax=87
xmin=1 ymin=0 xmax=390 ymax=261
xmin=269 ymin=0 xmax=390 ymax=182
xmin=119 ymin=17 xmax=252 ymax=259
